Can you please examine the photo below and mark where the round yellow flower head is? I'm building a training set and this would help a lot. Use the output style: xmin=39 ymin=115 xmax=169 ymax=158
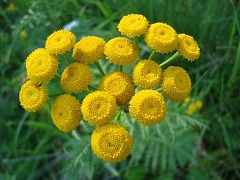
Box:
xmin=104 ymin=37 xmax=138 ymax=66
xmin=129 ymin=90 xmax=167 ymax=126
xmin=162 ymin=66 xmax=191 ymax=102
xmin=61 ymin=62 xmax=92 ymax=93
xmin=91 ymin=123 xmax=133 ymax=162
xmin=81 ymin=91 xmax=117 ymax=126
xmin=19 ymin=80 xmax=48 ymax=112
xmin=144 ymin=22 xmax=178 ymax=54
xmin=72 ymin=36 xmax=106 ymax=64
xmin=51 ymin=94 xmax=82 ymax=132
xmin=133 ymin=59 xmax=163 ymax=89
xmin=195 ymin=100 xmax=203 ymax=109
xmin=45 ymin=30 xmax=76 ymax=55
xmin=98 ymin=71 xmax=135 ymax=105
xmin=187 ymin=103 xmax=197 ymax=115
xmin=177 ymin=34 xmax=200 ymax=61
xmin=26 ymin=48 xmax=59 ymax=83
xmin=117 ymin=14 xmax=149 ymax=38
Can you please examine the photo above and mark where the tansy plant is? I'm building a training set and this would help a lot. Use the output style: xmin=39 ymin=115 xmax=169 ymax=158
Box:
xmin=19 ymin=13 xmax=200 ymax=163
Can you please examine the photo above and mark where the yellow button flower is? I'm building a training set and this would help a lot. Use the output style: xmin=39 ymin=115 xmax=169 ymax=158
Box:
xmin=81 ymin=91 xmax=117 ymax=126
xmin=98 ymin=71 xmax=135 ymax=105
xmin=61 ymin=62 xmax=92 ymax=93
xmin=51 ymin=94 xmax=82 ymax=132
xmin=144 ymin=22 xmax=178 ymax=54
xmin=45 ymin=30 xmax=76 ymax=55
xmin=91 ymin=123 xmax=133 ymax=162
xmin=72 ymin=36 xmax=106 ymax=64
xmin=117 ymin=14 xmax=149 ymax=38
xmin=162 ymin=66 xmax=191 ymax=102
xmin=177 ymin=34 xmax=200 ymax=61
xmin=19 ymin=81 xmax=48 ymax=112
xmin=104 ymin=37 xmax=138 ymax=66
xmin=26 ymin=48 xmax=59 ymax=83
xmin=129 ymin=90 xmax=167 ymax=126
xmin=133 ymin=59 xmax=163 ymax=89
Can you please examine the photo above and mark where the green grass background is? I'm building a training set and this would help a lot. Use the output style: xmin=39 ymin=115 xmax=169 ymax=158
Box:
xmin=0 ymin=0 xmax=240 ymax=179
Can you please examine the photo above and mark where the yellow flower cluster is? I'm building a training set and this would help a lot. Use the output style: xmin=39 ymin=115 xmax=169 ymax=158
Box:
xmin=133 ymin=60 xmax=163 ymax=89
xmin=19 ymin=13 xmax=201 ymax=162
xmin=26 ymin=48 xmax=59 ymax=83
xmin=45 ymin=30 xmax=76 ymax=55
xmin=97 ymin=71 xmax=135 ymax=105
xmin=129 ymin=90 xmax=167 ymax=126
xmin=61 ymin=62 xmax=92 ymax=93
xmin=182 ymin=97 xmax=203 ymax=115
xmin=162 ymin=66 xmax=191 ymax=102
xmin=51 ymin=94 xmax=82 ymax=132
xmin=104 ymin=37 xmax=138 ymax=65
xmin=91 ymin=123 xmax=133 ymax=162
xmin=73 ymin=36 xmax=106 ymax=64
xmin=19 ymin=81 xmax=48 ymax=112
xmin=81 ymin=91 xmax=117 ymax=126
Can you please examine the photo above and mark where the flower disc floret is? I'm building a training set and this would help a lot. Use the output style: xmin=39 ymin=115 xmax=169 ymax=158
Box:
xmin=129 ymin=90 xmax=167 ymax=126
xmin=98 ymin=71 xmax=135 ymax=105
xmin=177 ymin=34 xmax=200 ymax=61
xmin=162 ymin=66 xmax=191 ymax=102
xmin=73 ymin=36 xmax=106 ymax=64
xmin=81 ymin=91 xmax=117 ymax=126
xmin=61 ymin=62 xmax=92 ymax=93
xmin=104 ymin=37 xmax=138 ymax=66
xmin=51 ymin=94 xmax=82 ymax=132
xmin=133 ymin=59 xmax=163 ymax=89
xmin=117 ymin=14 xmax=149 ymax=38
xmin=144 ymin=23 xmax=178 ymax=54
xmin=91 ymin=123 xmax=133 ymax=162
xmin=45 ymin=30 xmax=76 ymax=55
xmin=19 ymin=81 xmax=48 ymax=112
xmin=26 ymin=48 xmax=59 ymax=83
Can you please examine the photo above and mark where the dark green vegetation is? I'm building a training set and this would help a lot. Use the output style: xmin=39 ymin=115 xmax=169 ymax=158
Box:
xmin=0 ymin=0 xmax=239 ymax=179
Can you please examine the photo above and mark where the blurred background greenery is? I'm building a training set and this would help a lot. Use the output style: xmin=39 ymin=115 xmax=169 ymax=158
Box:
xmin=0 ymin=0 xmax=239 ymax=179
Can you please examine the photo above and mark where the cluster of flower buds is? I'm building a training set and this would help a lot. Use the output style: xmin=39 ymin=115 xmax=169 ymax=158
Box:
xmin=19 ymin=14 xmax=200 ymax=162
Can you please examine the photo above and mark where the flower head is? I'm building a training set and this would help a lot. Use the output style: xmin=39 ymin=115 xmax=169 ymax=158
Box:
xmin=19 ymin=81 xmax=48 ymax=112
xmin=98 ymin=71 xmax=135 ymax=105
xmin=133 ymin=59 xmax=162 ymax=89
xmin=61 ymin=62 xmax=92 ymax=93
xmin=73 ymin=36 xmax=106 ymax=64
xmin=129 ymin=90 xmax=167 ymax=126
xmin=177 ymin=34 xmax=200 ymax=61
xmin=117 ymin=14 xmax=149 ymax=38
xmin=20 ymin=30 xmax=28 ymax=38
xmin=104 ymin=37 xmax=138 ymax=66
xmin=144 ymin=23 xmax=178 ymax=54
xmin=81 ymin=91 xmax=117 ymax=126
xmin=162 ymin=66 xmax=191 ymax=102
xmin=91 ymin=123 xmax=133 ymax=162
xmin=51 ymin=94 xmax=82 ymax=132
xmin=26 ymin=48 xmax=59 ymax=83
xmin=45 ymin=30 xmax=76 ymax=55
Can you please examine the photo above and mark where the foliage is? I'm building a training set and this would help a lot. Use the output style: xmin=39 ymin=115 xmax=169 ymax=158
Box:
xmin=0 ymin=0 xmax=240 ymax=179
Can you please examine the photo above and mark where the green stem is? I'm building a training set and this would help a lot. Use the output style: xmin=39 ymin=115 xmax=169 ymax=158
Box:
xmin=49 ymin=92 xmax=65 ymax=97
xmin=94 ymin=61 xmax=105 ymax=76
xmin=119 ymin=65 xmax=123 ymax=72
xmin=115 ymin=108 xmax=122 ymax=124
xmin=134 ymin=36 xmax=142 ymax=60
xmin=88 ymin=84 xmax=97 ymax=90
xmin=55 ymin=73 xmax=61 ymax=80
xmin=160 ymin=51 xmax=180 ymax=67
xmin=63 ymin=53 xmax=71 ymax=65
xmin=83 ymin=88 xmax=93 ymax=93
xmin=155 ymin=87 xmax=162 ymax=92
xmin=148 ymin=50 xmax=156 ymax=60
